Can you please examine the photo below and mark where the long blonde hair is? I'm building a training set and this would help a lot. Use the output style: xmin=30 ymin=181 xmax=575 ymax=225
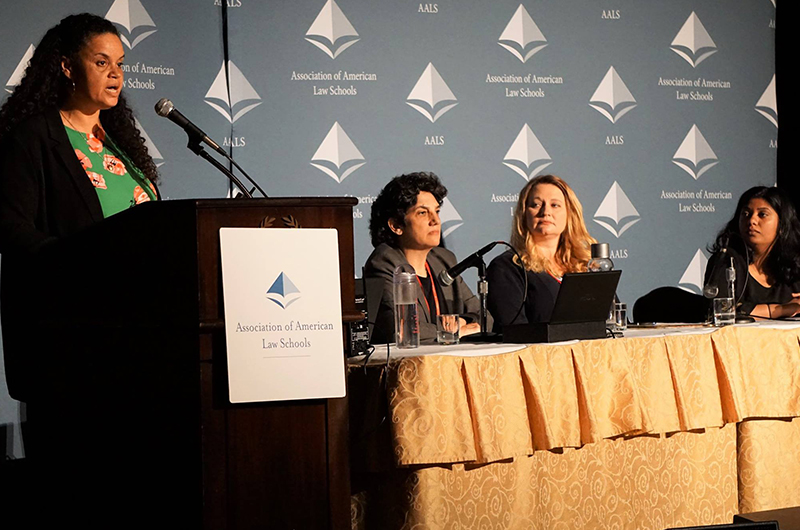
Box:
xmin=510 ymin=175 xmax=595 ymax=275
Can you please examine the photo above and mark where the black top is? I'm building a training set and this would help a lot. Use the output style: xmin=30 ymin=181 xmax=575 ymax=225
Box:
xmin=704 ymin=247 xmax=800 ymax=315
xmin=487 ymin=250 xmax=561 ymax=330
xmin=418 ymin=272 xmax=446 ymax=320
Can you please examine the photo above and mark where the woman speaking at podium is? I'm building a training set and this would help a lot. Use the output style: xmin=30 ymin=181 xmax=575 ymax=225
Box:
xmin=705 ymin=186 xmax=800 ymax=318
xmin=0 ymin=14 xmax=158 ymax=405
xmin=0 ymin=13 xmax=159 ymax=255
xmin=364 ymin=172 xmax=483 ymax=343
xmin=487 ymin=175 xmax=595 ymax=328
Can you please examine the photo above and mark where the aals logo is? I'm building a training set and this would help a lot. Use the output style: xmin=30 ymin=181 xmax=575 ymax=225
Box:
xmin=502 ymin=124 xmax=552 ymax=180
xmin=678 ymin=249 xmax=708 ymax=294
xmin=406 ymin=63 xmax=458 ymax=123
xmin=755 ymin=75 xmax=777 ymax=128
xmin=673 ymin=125 xmax=718 ymax=180
xmin=135 ymin=118 xmax=165 ymax=168
xmin=266 ymin=272 xmax=301 ymax=309
xmin=439 ymin=198 xmax=463 ymax=238
xmin=305 ymin=0 xmax=359 ymax=59
xmin=589 ymin=67 xmax=636 ymax=123
xmin=105 ymin=0 xmax=157 ymax=49
xmin=310 ymin=122 xmax=366 ymax=183
xmin=670 ymin=12 xmax=717 ymax=68
xmin=4 ymin=44 xmax=34 ymax=94
xmin=498 ymin=5 xmax=547 ymax=63
xmin=205 ymin=61 xmax=262 ymax=123
xmin=593 ymin=182 xmax=640 ymax=238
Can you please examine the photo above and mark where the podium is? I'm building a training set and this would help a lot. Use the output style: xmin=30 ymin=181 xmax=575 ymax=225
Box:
xmin=3 ymin=198 xmax=358 ymax=528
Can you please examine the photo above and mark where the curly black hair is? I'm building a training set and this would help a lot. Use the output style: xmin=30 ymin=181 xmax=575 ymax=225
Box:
xmin=369 ymin=172 xmax=448 ymax=248
xmin=0 ymin=13 xmax=158 ymax=183
xmin=710 ymin=186 xmax=800 ymax=285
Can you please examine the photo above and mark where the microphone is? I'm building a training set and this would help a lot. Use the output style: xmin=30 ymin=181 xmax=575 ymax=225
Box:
xmin=702 ymin=234 xmax=729 ymax=299
xmin=438 ymin=241 xmax=500 ymax=286
xmin=154 ymin=98 xmax=225 ymax=156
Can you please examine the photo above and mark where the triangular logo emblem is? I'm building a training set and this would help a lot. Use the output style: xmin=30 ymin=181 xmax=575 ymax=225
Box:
xmin=105 ymin=0 xmax=157 ymax=49
xmin=589 ymin=66 xmax=637 ymax=123
xmin=755 ymin=74 xmax=778 ymax=128
xmin=502 ymin=124 xmax=552 ymax=180
xmin=135 ymin=118 xmax=164 ymax=168
xmin=593 ymin=181 xmax=641 ymax=238
xmin=204 ymin=61 xmax=263 ymax=123
xmin=406 ymin=63 xmax=458 ymax=123
xmin=439 ymin=198 xmax=463 ymax=238
xmin=310 ymin=122 xmax=366 ymax=183
xmin=266 ymin=272 xmax=301 ymax=309
xmin=678 ymin=249 xmax=708 ymax=294
xmin=4 ymin=44 xmax=35 ymax=93
xmin=670 ymin=12 xmax=717 ymax=68
xmin=305 ymin=0 xmax=360 ymax=59
xmin=498 ymin=5 xmax=547 ymax=63
xmin=673 ymin=125 xmax=718 ymax=180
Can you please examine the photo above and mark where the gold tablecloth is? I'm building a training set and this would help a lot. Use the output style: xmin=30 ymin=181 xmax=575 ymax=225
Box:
xmin=350 ymin=325 xmax=800 ymax=529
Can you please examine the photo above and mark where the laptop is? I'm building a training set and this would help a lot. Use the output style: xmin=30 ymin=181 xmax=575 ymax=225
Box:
xmin=503 ymin=270 xmax=622 ymax=343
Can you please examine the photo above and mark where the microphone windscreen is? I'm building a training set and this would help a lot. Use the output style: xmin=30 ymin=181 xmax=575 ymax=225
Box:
xmin=154 ymin=98 xmax=173 ymax=117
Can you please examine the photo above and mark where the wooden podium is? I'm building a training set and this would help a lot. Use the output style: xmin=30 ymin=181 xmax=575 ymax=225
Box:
xmin=6 ymin=198 xmax=357 ymax=528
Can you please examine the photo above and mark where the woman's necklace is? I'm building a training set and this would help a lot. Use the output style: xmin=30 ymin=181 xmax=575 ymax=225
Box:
xmin=59 ymin=110 xmax=100 ymax=136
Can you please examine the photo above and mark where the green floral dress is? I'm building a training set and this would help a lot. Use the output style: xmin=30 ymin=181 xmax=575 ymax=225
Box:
xmin=65 ymin=126 xmax=158 ymax=218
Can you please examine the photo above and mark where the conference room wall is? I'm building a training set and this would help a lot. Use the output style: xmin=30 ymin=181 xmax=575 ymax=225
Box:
xmin=0 ymin=0 xmax=777 ymax=461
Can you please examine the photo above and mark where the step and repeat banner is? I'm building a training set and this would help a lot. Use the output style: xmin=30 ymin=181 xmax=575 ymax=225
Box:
xmin=0 ymin=0 xmax=778 ymax=456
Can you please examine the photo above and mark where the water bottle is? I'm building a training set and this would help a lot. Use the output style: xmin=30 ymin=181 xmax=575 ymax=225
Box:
xmin=393 ymin=267 xmax=419 ymax=348
xmin=588 ymin=243 xmax=614 ymax=272
xmin=588 ymin=243 xmax=618 ymax=328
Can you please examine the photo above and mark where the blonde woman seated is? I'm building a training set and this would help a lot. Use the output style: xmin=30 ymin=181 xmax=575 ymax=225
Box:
xmin=487 ymin=175 xmax=595 ymax=329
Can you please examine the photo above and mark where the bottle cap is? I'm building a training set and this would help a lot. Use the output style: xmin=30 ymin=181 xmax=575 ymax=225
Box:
xmin=591 ymin=243 xmax=610 ymax=259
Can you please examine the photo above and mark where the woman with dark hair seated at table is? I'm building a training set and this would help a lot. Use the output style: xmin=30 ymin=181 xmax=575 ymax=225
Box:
xmin=487 ymin=174 xmax=595 ymax=329
xmin=364 ymin=172 xmax=483 ymax=343
xmin=705 ymin=186 xmax=800 ymax=318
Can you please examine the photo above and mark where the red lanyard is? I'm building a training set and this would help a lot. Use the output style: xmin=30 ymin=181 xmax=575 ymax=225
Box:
xmin=547 ymin=270 xmax=563 ymax=284
xmin=415 ymin=262 xmax=441 ymax=317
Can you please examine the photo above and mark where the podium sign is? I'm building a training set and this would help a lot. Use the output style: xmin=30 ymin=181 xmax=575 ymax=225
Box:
xmin=220 ymin=228 xmax=346 ymax=403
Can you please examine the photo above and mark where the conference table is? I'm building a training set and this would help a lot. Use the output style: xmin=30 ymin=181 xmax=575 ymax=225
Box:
xmin=348 ymin=322 xmax=800 ymax=530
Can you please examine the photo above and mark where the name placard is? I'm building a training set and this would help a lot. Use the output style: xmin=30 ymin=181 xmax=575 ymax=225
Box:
xmin=219 ymin=228 xmax=346 ymax=403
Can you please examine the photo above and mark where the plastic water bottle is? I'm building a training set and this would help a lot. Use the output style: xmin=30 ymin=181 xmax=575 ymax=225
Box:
xmin=393 ymin=268 xmax=419 ymax=348
xmin=588 ymin=243 xmax=618 ymax=328
xmin=588 ymin=243 xmax=614 ymax=272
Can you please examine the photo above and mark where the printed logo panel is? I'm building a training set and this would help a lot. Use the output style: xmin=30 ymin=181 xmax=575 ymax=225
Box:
xmin=755 ymin=75 xmax=778 ymax=128
xmin=135 ymin=118 xmax=164 ymax=167
xmin=502 ymin=124 xmax=552 ymax=180
xmin=310 ymin=122 xmax=366 ymax=183
xmin=498 ymin=5 xmax=547 ymax=63
xmin=593 ymin=182 xmax=640 ymax=238
xmin=105 ymin=0 xmax=158 ymax=49
xmin=4 ymin=44 xmax=34 ymax=93
xmin=440 ymin=198 xmax=463 ymax=238
xmin=406 ymin=63 xmax=458 ymax=123
xmin=670 ymin=12 xmax=717 ymax=68
xmin=266 ymin=272 xmax=301 ymax=309
xmin=678 ymin=249 xmax=708 ymax=294
xmin=205 ymin=61 xmax=263 ymax=123
xmin=589 ymin=67 xmax=637 ymax=123
xmin=305 ymin=0 xmax=360 ymax=59
xmin=673 ymin=125 xmax=718 ymax=180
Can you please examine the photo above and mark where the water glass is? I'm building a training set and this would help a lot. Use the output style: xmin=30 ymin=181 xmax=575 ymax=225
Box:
xmin=713 ymin=297 xmax=735 ymax=326
xmin=613 ymin=302 xmax=627 ymax=332
xmin=437 ymin=314 xmax=460 ymax=345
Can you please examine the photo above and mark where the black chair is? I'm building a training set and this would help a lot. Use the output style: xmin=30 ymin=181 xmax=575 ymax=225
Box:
xmin=633 ymin=286 xmax=709 ymax=323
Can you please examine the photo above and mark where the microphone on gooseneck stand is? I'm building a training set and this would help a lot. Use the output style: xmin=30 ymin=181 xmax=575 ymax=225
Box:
xmin=154 ymin=98 xmax=268 ymax=198
xmin=703 ymin=234 xmax=730 ymax=299
xmin=438 ymin=241 xmax=500 ymax=286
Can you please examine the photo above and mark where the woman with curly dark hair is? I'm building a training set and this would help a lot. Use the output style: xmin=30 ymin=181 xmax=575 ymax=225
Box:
xmin=705 ymin=186 xmax=800 ymax=318
xmin=364 ymin=172 xmax=484 ymax=344
xmin=0 ymin=12 xmax=158 ymax=254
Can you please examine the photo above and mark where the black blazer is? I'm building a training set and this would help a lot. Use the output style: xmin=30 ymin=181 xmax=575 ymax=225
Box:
xmin=0 ymin=108 xmax=105 ymax=254
xmin=363 ymin=243 xmax=486 ymax=344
